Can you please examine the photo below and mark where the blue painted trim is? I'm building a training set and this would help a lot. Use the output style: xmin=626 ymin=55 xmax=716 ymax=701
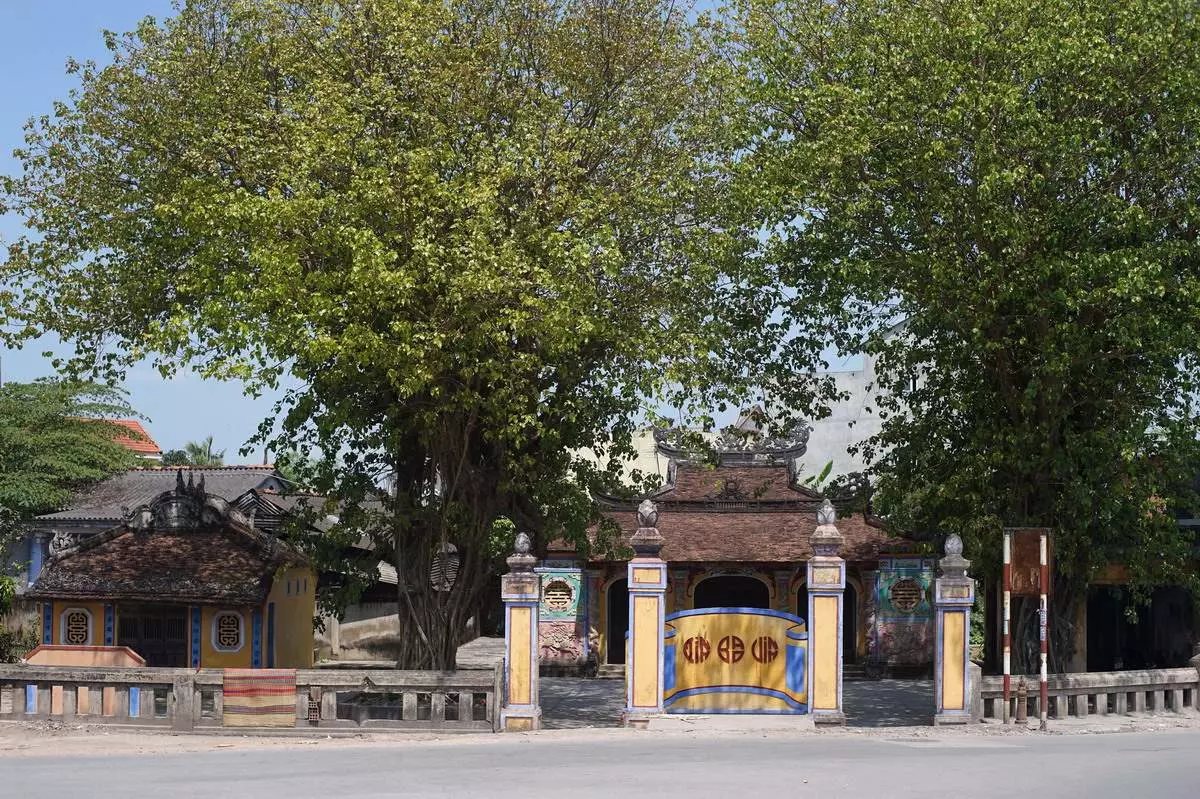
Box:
xmin=666 ymin=685 xmax=807 ymax=710
xmin=103 ymin=605 xmax=115 ymax=646
xmin=786 ymin=639 xmax=807 ymax=694
xmin=42 ymin=603 xmax=52 ymax=645
xmin=129 ymin=687 xmax=140 ymax=717
xmin=251 ymin=609 xmax=263 ymax=668
xmin=266 ymin=603 xmax=276 ymax=668
xmin=190 ymin=607 xmax=202 ymax=668
xmin=667 ymin=706 xmax=808 ymax=715
xmin=666 ymin=606 xmax=806 ymax=623
xmin=663 ymin=636 xmax=676 ymax=693
xmin=25 ymin=685 xmax=35 ymax=714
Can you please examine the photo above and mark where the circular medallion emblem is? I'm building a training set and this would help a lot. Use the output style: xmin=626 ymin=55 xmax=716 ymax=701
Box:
xmin=717 ymin=635 xmax=745 ymax=664
xmin=683 ymin=636 xmax=711 ymax=664
xmin=751 ymin=635 xmax=779 ymax=664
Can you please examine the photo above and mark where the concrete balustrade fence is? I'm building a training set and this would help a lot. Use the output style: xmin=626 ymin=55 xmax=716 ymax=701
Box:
xmin=977 ymin=667 xmax=1200 ymax=722
xmin=0 ymin=664 xmax=502 ymax=733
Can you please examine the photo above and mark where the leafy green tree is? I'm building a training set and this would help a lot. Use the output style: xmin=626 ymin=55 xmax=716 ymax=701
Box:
xmin=731 ymin=0 xmax=1200 ymax=669
xmin=161 ymin=449 xmax=191 ymax=466
xmin=0 ymin=380 xmax=139 ymax=557
xmin=1 ymin=0 xmax=773 ymax=667
xmin=182 ymin=436 xmax=225 ymax=466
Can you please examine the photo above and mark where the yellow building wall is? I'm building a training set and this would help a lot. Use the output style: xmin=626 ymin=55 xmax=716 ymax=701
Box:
xmin=266 ymin=566 xmax=317 ymax=668
xmin=200 ymin=606 xmax=256 ymax=669
xmin=50 ymin=601 xmax=107 ymax=646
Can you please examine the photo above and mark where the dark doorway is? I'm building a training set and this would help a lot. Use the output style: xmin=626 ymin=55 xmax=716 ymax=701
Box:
xmin=117 ymin=604 xmax=188 ymax=667
xmin=844 ymin=583 xmax=858 ymax=664
xmin=606 ymin=578 xmax=629 ymax=665
xmin=1087 ymin=586 xmax=1194 ymax=671
xmin=693 ymin=575 xmax=770 ymax=610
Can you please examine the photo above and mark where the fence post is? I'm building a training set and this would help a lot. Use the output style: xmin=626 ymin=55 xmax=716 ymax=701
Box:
xmin=172 ymin=671 xmax=196 ymax=731
xmin=500 ymin=532 xmax=541 ymax=731
xmin=622 ymin=500 xmax=667 ymax=728
xmin=807 ymin=499 xmax=846 ymax=726
xmin=933 ymin=533 xmax=975 ymax=725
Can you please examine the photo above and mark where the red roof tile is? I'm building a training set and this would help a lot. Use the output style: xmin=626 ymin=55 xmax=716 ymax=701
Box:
xmin=109 ymin=419 xmax=162 ymax=456
xmin=593 ymin=508 xmax=900 ymax=563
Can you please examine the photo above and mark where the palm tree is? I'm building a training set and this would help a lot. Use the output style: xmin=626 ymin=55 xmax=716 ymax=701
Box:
xmin=182 ymin=436 xmax=225 ymax=466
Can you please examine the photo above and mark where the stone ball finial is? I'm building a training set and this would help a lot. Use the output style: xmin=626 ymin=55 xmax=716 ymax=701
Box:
xmin=817 ymin=498 xmax=837 ymax=526
xmin=637 ymin=499 xmax=659 ymax=528
xmin=945 ymin=533 xmax=964 ymax=556
xmin=514 ymin=531 xmax=532 ymax=555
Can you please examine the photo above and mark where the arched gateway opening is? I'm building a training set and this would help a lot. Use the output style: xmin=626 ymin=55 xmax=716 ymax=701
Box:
xmin=693 ymin=575 xmax=771 ymax=609
xmin=606 ymin=578 xmax=629 ymax=664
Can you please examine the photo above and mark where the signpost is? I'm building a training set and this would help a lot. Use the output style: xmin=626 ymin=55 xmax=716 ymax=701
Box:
xmin=1002 ymin=527 xmax=1052 ymax=730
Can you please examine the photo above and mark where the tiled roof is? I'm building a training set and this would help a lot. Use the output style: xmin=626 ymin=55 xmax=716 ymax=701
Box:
xmin=26 ymin=523 xmax=296 ymax=605
xmin=35 ymin=466 xmax=288 ymax=523
xmin=653 ymin=463 xmax=819 ymax=502
xmin=593 ymin=508 xmax=900 ymax=563
xmin=588 ymin=459 xmax=909 ymax=563
xmin=109 ymin=419 xmax=162 ymax=456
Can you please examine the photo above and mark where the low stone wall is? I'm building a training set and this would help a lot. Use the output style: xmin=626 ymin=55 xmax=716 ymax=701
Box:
xmin=0 ymin=663 xmax=502 ymax=733
xmin=976 ymin=666 xmax=1200 ymax=721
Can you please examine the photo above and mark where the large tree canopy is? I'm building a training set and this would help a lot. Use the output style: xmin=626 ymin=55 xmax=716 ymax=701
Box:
xmin=0 ymin=0 xmax=791 ymax=667
xmin=0 ymin=380 xmax=139 ymax=558
xmin=732 ymin=0 xmax=1200 ymax=667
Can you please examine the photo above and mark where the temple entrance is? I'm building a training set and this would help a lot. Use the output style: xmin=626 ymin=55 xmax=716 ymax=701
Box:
xmin=606 ymin=579 xmax=628 ymax=665
xmin=693 ymin=575 xmax=770 ymax=609
xmin=117 ymin=604 xmax=188 ymax=667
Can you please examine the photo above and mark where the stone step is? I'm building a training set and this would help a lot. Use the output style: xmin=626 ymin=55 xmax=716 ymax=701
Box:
xmin=596 ymin=665 xmax=626 ymax=679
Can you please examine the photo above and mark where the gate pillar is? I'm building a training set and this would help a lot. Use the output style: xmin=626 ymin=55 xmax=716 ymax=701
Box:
xmin=500 ymin=532 xmax=541 ymax=731
xmin=807 ymin=499 xmax=846 ymax=725
xmin=622 ymin=499 xmax=667 ymax=728
xmin=933 ymin=534 xmax=975 ymax=725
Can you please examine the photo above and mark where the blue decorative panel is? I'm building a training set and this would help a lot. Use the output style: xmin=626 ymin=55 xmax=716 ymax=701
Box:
xmin=251 ymin=609 xmax=263 ymax=668
xmin=104 ymin=605 xmax=115 ymax=646
xmin=129 ymin=687 xmax=140 ymax=717
xmin=266 ymin=603 xmax=276 ymax=669
xmin=190 ymin=607 xmax=202 ymax=668
xmin=25 ymin=685 xmax=35 ymax=714
xmin=42 ymin=603 xmax=52 ymax=645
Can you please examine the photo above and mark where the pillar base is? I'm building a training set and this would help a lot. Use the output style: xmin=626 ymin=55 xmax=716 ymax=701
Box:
xmin=933 ymin=711 xmax=971 ymax=726
xmin=621 ymin=709 xmax=662 ymax=728
xmin=812 ymin=711 xmax=846 ymax=727
xmin=500 ymin=706 xmax=542 ymax=732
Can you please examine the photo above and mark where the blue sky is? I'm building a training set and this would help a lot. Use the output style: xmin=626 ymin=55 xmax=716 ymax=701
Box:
xmin=1 ymin=1 xmax=283 ymax=461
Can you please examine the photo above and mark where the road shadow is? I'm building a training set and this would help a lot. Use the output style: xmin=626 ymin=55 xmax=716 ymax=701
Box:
xmin=843 ymin=679 xmax=934 ymax=727
xmin=541 ymin=678 xmax=624 ymax=729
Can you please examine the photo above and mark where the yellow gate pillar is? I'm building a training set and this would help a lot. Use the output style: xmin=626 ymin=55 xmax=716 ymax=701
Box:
xmin=807 ymin=499 xmax=846 ymax=725
xmin=500 ymin=532 xmax=541 ymax=731
xmin=622 ymin=499 xmax=667 ymax=728
xmin=934 ymin=533 xmax=975 ymax=725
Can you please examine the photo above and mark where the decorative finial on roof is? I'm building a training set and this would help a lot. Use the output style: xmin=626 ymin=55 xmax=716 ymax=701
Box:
xmin=811 ymin=497 xmax=842 ymax=556
xmin=175 ymin=470 xmax=185 ymax=494
xmin=631 ymin=499 xmax=664 ymax=556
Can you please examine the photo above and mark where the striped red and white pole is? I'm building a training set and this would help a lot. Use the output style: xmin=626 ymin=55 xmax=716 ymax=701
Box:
xmin=1039 ymin=530 xmax=1050 ymax=731
xmin=1002 ymin=529 xmax=1012 ymax=725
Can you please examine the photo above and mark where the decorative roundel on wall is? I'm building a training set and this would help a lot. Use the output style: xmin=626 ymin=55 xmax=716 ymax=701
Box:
xmin=717 ymin=635 xmax=745 ymax=664
xmin=751 ymin=635 xmax=779 ymax=664
xmin=64 ymin=610 xmax=90 ymax=645
xmin=683 ymin=636 xmax=711 ymax=664
xmin=889 ymin=578 xmax=923 ymax=612
xmin=543 ymin=580 xmax=574 ymax=611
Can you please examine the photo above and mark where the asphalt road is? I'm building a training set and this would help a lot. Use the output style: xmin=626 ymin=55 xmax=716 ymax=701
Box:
xmin=4 ymin=729 xmax=1195 ymax=799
